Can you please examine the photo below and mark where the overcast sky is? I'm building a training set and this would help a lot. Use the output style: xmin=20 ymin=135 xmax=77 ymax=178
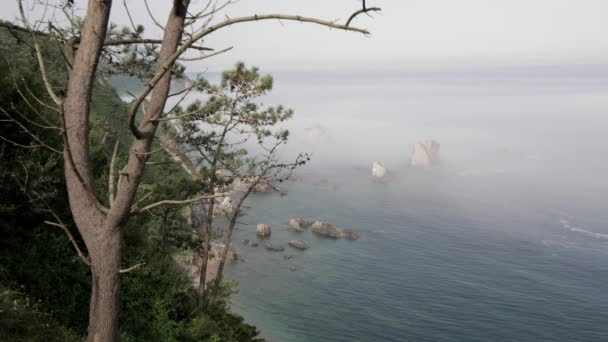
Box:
xmin=4 ymin=0 xmax=608 ymax=72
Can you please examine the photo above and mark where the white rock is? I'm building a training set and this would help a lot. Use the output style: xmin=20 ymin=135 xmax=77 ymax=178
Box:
xmin=410 ymin=140 xmax=440 ymax=167
xmin=256 ymin=224 xmax=271 ymax=237
xmin=371 ymin=161 xmax=387 ymax=178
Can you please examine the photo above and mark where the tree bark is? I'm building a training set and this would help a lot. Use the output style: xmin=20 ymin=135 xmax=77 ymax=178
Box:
xmin=60 ymin=1 xmax=191 ymax=341
xmin=86 ymin=229 xmax=122 ymax=342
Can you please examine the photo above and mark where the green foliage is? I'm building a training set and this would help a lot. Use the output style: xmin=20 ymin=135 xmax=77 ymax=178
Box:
xmin=0 ymin=286 xmax=81 ymax=342
xmin=0 ymin=28 xmax=260 ymax=341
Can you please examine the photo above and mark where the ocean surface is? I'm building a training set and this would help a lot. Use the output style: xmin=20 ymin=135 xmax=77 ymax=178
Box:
xmin=210 ymin=67 xmax=608 ymax=341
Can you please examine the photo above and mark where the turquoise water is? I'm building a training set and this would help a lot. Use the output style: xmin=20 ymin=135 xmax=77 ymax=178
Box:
xmin=225 ymin=164 xmax=608 ymax=341
xmin=219 ymin=69 xmax=608 ymax=341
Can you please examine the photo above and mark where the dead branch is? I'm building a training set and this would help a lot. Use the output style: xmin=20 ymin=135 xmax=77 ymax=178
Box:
xmin=16 ymin=0 xmax=62 ymax=105
xmin=108 ymin=138 xmax=120 ymax=206
xmin=133 ymin=192 xmax=231 ymax=214
xmin=119 ymin=262 xmax=146 ymax=274
xmin=346 ymin=0 xmax=381 ymax=27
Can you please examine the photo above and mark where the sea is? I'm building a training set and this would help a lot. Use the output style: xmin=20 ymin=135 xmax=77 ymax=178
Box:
xmin=210 ymin=66 xmax=608 ymax=341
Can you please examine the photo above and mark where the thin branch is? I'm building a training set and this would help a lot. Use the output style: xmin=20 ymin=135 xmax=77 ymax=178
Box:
xmin=16 ymin=0 xmax=63 ymax=105
xmin=127 ymin=12 xmax=375 ymax=138
xmin=346 ymin=1 xmax=381 ymax=27
xmin=119 ymin=262 xmax=146 ymax=274
xmin=44 ymin=221 xmax=91 ymax=267
xmin=108 ymin=138 xmax=120 ymax=206
xmin=12 ymin=174 xmax=91 ymax=267
xmin=143 ymin=0 xmax=165 ymax=30
xmin=133 ymin=192 xmax=231 ymax=214
xmin=177 ymin=46 xmax=233 ymax=62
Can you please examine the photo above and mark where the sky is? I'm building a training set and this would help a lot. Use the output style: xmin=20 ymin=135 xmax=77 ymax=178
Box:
xmin=3 ymin=0 xmax=608 ymax=71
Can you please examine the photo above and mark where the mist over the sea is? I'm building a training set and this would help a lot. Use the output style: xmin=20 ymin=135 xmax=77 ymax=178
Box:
xmin=208 ymin=66 xmax=608 ymax=341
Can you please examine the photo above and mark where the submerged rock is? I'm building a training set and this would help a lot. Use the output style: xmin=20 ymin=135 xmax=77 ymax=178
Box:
xmin=242 ymin=239 xmax=250 ymax=246
xmin=283 ymin=255 xmax=295 ymax=260
xmin=251 ymin=242 xmax=259 ymax=247
xmin=264 ymin=243 xmax=285 ymax=252
xmin=371 ymin=161 xmax=387 ymax=178
xmin=289 ymin=265 xmax=297 ymax=271
xmin=256 ymin=224 xmax=271 ymax=237
xmin=288 ymin=240 xmax=311 ymax=250
xmin=341 ymin=229 xmax=361 ymax=240
xmin=410 ymin=140 xmax=440 ymax=167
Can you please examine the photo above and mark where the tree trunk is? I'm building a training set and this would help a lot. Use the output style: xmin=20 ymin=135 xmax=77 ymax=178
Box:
xmin=198 ymin=199 xmax=215 ymax=302
xmin=86 ymin=229 xmax=122 ymax=342
xmin=60 ymin=0 xmax=191 ymax=340
xmin=208 ymin=220 xmax=233 ymax=306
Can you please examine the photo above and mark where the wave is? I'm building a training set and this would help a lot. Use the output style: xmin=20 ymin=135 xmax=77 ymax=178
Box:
xmin=559 ymin=218 xmax=608 ymax=240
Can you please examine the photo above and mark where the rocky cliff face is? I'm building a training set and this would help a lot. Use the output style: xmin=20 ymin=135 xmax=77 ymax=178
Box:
xmin=410 ymin=140 xmax=440 ymax=167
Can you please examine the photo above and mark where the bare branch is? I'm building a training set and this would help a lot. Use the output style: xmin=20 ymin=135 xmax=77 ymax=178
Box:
xmin=177 ymin=46 xmax=233 ymax=62
xmin=346 ymin=1 xmax=381 ymax=27
xmin=108 ymin=138 xmax=120 ymax=206
xmin=133 ymin=192 xmax=231 ymax=214
xmin=44 ymin=221 xmax=92 ymax=267
xmin=16 ymin=0 xmax=63 ymax=105
xmin=143 ymin=0 xmax=165 ymax=30
xmin=127 ymin=12 xmax=375 ymax=138
xmin=119 ymin=262 xmax=146 ymax=274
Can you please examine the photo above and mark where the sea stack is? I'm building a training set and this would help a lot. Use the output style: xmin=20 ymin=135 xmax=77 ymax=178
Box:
xmin=371 ymin=161 xmax=387 ymax=178
xmin=256 ymin=224 xmax=271 ymax=237
xmin=410 ymin=140 xmax=440 ymax=167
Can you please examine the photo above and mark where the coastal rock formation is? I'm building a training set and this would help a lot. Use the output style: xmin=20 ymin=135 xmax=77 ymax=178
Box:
xmin=371 ymin=161 xmax=387 ymax=178
xmin=213 ymin=196 xmax=233 ymax=218
xmin=311 ymin=221 xmax=342 ymax=239
xmin=288 ymin=240 xmax=311 ymax=250
xmin=311 ymin=221 xmax=361 ymax=240
xmin=264 ymin=243 xmax=285 ymax=252
xmin=256 ymin=224 xmax=271 ymax=237
xmin=288 ymin=217 xmax=312 ymax=232
xmin=233 ymin=176 xmax=278 ymax=193
xmin=410 ymin=140 xmax=440 ymax=167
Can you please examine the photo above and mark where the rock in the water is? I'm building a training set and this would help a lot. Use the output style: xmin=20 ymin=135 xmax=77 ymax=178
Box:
xmin=256 ymin=224 xmax=271 ymax=237
xmin=288 ymin=240 xmax=311 ymax=250
xmin=283 ymin=255 xmax=295 ymax=260
xmin=251 ymin=242 xmax=259 ymax=247
xmin=242 ymin=239 xmax=250 ymax=246
xmin=288 ymin=217 xmax=306 ymax=232
xmin=311 ymin=221 xmax=341 ymax=239
xmin=371 ymin=161 xmax=387 ymax=178
xmin=288 ymin=224 xmax=305 ymax=233
xmin=341 ymin=229 xmax=361 ymax=240
xmin=264 ymin=243 xmax=285 ymax=252
xmin=289 ymin=265 xmax=296 ymax=271
xmin=410 ymin=140 xmax=440 ymax=167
